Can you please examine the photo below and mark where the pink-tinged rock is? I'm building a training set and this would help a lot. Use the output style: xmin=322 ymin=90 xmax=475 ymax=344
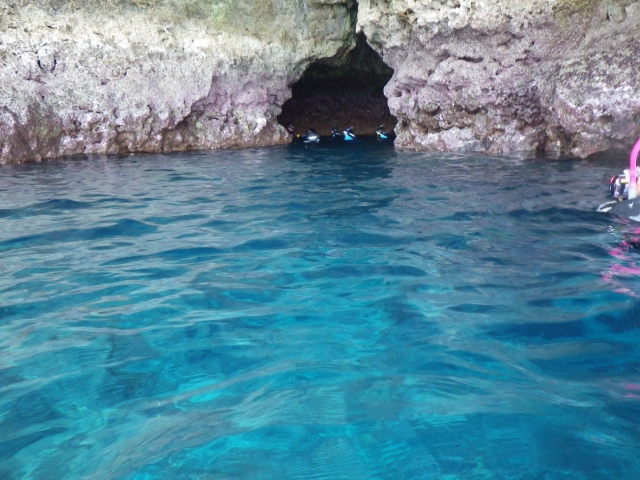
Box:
xmin=0 ymin=1 xmax=356 ymax=163
xmin=358 ymin=0 xmax=640 ymax=157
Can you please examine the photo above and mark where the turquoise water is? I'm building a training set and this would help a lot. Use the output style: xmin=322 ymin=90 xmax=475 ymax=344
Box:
xmin=1 ymin=140 xmax=640 ymax=479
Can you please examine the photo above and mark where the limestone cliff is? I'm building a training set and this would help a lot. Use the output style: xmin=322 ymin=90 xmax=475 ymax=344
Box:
xmin=1 ymin=0 xmax=639 ymax=163
xmin=358 ymin=0 xmax=640 ymax=157
xmin=0 ymin=0 xmax=356 ymax=163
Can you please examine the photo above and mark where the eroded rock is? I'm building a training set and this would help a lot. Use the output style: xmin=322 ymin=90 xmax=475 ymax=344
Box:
xmin=0 ymin=0 xmax=357 ymax=163
xmin=357 ymin=0 xmax=640 ymax=157
xmin=1 ymin=0 xmax=639 ymax=162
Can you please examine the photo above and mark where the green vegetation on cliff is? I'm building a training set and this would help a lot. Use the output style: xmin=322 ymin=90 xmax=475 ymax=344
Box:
xmin=34 ymin=0 xmax=356 ymax=50
xmin=553 ymin=0 xmax=634 ymax=17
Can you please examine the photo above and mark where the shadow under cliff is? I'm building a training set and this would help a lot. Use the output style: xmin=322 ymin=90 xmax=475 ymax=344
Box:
xmin=278 ymin=33 xmax=396 ymax=138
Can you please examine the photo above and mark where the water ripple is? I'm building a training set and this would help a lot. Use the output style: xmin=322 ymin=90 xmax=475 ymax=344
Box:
xmin=0 ymin=144 xmax=639 ymax=479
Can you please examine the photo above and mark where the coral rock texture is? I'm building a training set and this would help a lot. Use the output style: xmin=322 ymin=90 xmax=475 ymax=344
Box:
xmin=0 ymin=0 xmax=356 ymax=163
xmin=1 ymin=0 xmax=639 ymax=162
xmin=357 ymin=0 xmax=640 ymax=157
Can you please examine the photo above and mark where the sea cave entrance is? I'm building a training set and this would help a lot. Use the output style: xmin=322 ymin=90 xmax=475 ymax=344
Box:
xmin=278 ymin=33 xmax=395 ymax=139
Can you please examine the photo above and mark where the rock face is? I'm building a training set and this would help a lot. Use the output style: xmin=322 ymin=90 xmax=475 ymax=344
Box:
xmin=357 ymin=0 xmax=640 ymax=157
xmin=0 ymin=0 xmax=356 ymax=163
xmin=1 ymin=0 xmax=639 ymax=163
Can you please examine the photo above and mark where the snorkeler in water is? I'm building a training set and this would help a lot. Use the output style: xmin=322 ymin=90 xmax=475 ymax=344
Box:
xmin=343 ymin=126 xmax=356 ymax=141
xmin=286 ymin=122 xmax=297 ymax=139
xmin=376 ymin=124 xmax=388 ymax=140
xmin=304 ymin=127 xmax=320 ymax=143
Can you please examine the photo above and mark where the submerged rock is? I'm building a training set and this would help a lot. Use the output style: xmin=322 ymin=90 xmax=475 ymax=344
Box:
xmin=357 ymin=0 xmax=640 ymax=157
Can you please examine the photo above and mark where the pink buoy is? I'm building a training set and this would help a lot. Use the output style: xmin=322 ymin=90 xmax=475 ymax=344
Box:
xmin=628 ymin=137 xmax=640 ymax=200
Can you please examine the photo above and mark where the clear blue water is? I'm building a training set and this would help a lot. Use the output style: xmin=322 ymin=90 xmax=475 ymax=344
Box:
xmin=1 ymin=140 xmax=640 ymax=479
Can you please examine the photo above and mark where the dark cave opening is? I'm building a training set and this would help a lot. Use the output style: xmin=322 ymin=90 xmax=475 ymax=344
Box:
xmin=278 ymin=33 xmax=395 ymax=139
